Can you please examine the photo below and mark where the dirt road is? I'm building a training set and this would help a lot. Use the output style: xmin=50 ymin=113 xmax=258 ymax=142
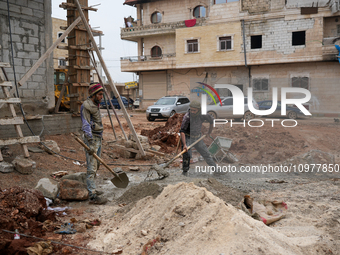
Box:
xmin=0 ymin=111 xmax=339 ymax=254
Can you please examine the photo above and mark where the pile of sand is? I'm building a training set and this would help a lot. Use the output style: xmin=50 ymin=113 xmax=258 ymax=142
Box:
xmin=88 ymin=183 xmax=304 ymax=254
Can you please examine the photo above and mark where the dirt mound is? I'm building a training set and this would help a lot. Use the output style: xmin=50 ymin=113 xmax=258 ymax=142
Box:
xmin=88 ymin=183 xmax=304 ymax=254
xmin=197 ymin=178 xmax=247 ymax=206
xmin=141 ymin=113 xmax=184 ymax=152
xmin=117 ymin=182 xmax=163 ymax=204
xmin=0 ymin=187 xmax=56 ymax=253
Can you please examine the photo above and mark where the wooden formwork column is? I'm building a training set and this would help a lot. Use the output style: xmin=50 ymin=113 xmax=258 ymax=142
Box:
xmin=66 ymin=0 xmax=91 ymax=113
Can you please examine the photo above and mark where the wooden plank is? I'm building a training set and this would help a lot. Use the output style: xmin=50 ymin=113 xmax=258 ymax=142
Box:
xmin=0 ymin=117 xmax=24 ymax=125
xmin=18 ymin=17 xmax=81 ymax=87
xmin=73 ymin=65 xmax=92 ymax=70
xmin=0 ymin=81 xmax=12 ymax=87
xmin=0 ymin=150 xmax=3 ymax=162
xmin=0 ymin=63 xmax=10 ymax=68
xmin=146 ymin=149 xmax=165 ymax=156
xmin=60 ymin=26 xmax=103 ymax=35
xmin=59 ymin=2 xmax=98 ymax=11
xmin=0 ymin=136 xmax=40 ymax=146
xmin=71 ymin=82 xmax=90 ymax=87
xmin=111 ymin=144 xmax=154 ymax=157
xmin=75 ymin=0 xmax=145 ymax=155
xmin=0 ymin=98 xmax=21 ymax=104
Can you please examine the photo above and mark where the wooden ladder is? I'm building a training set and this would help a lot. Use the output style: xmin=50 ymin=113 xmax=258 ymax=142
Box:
xmin=0 ymin=62 xmax=40 ymax=161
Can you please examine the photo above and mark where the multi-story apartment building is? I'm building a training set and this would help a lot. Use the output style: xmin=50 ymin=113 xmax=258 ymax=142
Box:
xmin=52 ymin=18 xmax=68 ymax=70
xmin=121 ymin=0 xmax=340 ymax=115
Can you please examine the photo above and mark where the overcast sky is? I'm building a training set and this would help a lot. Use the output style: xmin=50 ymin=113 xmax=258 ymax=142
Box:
xmin=51 ymin=0 xmax=137 ymax=83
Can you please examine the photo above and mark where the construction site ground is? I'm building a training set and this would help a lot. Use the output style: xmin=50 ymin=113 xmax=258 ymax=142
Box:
xmin=1 ymin=110 xmax=340 ymax=254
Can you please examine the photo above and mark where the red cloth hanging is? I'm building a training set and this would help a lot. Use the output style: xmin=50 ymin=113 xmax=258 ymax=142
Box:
xmin=185 ymin=19 xmax=196 ymax=27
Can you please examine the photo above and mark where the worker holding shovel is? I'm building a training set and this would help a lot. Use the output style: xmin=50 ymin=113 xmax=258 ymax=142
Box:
xmin=180 ymin=101 xmax=216 ymax=175
xmin=80 ymin=83 xmax=107 ymax=205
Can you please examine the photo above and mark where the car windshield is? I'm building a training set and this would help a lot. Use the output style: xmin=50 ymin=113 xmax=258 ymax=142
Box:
xmin=155 ymin=98 xmax=176 ymax=105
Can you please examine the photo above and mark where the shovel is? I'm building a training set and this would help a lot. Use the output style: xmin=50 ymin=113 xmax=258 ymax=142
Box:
xmin=149 ymin=135 xmax=206 ymax=179
xmin=72 ymin=134 xmax=129 ymax=188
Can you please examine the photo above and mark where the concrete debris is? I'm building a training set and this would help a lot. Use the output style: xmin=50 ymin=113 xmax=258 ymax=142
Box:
xmin=141 ymin=230 xmax=148 ymax=236
xmin=129 ymin=133 xmax=149 ymax=143
xmin=41 ymin=140 xmax=60 ymax=154
xmin=35 ymin=178 xmax=59 ymax=200
xmin=59 ymin=179 xmax=89 ymax=201
xmin=129 ymin=166 xmax=140 ymax=171
xmin=28 ymin=146 xmax=44 ymax=153
xmin=0 ymin=161 xmax=14 ymax=173
xmin=12 ymin=155 xmax=36 ymax=175
xmin=151 ymin=145 xmax=161 ymax=151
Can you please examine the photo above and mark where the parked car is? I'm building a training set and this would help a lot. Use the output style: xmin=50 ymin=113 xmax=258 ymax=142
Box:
xmin=258 ymin=100 xmax=303 ymax=119
xmin=133 ymin=98 xmax=140 ymax=109
xmin=100 ymin=96 xmax=129 ymax=109
xmin=146 ymin=96 xmax=190 ymax=121
xmin=206 ymin=97 xmax=259 ymax=121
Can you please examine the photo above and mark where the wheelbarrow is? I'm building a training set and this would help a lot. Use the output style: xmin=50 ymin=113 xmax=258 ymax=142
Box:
xmin=208 ymin=135 xmax=238 ymax=163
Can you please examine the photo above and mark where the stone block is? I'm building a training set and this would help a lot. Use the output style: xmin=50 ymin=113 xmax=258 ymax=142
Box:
xmin=21 ymin=6 xmax=33 ymax=16
xmin=129 ymin=133 xmax=149 ymax=143
xmin=0 ymin=161 xmax=15 ymax=173
xmin=22 ymin=89 xmax=35 ymax=98
xmin=24 ymin=43 xmax=35 ymax=52
xmin=12 ymin=155 xmax=36 ymax=174
xmin=41 ymin=140 xmax=60 ymax=154
xmin=59 ymin=179 xmax=89 ymax=201
xmin=61 ymin=172 xmax=87 ymax=184
xmin=35 ymin=178 xmax=59 ymax=200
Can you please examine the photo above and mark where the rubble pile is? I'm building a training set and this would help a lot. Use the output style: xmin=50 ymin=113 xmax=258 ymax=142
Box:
xmin=0 ymin=187 xmax=56 ymax=252
xmin=88 ymin=183 xmax=303 ymax=255
xmin=141 ymin=113 xmax=184 ymax=153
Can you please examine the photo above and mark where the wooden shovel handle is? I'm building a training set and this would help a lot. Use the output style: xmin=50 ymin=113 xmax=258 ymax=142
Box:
xmin=72 ymin=134 xmax=122 ymax=180
xmin=164 ymin=135 xmax=206 ymax=168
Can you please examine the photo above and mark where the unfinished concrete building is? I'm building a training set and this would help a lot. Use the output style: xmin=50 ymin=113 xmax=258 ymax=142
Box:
xmin=121 ymin=0 xmax=340 ymax=115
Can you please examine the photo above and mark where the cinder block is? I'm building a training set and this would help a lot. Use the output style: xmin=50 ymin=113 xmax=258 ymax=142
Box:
xmin=15 ymin=0 xmax=28 ymax=7
xmin=34 ymin=89 xmax=46 ymax=97
xmin=22 ymin=89 xmax=35 ymax=98
xmin=21 ymin=6 xmax=33 ymax=16
xmin=33 ymin=9 xmax=44 ymax=19
xmin=24 ymin=43 xmax=36 ymax=52
xmin=12 ymin=155 xmax=36 ymax=175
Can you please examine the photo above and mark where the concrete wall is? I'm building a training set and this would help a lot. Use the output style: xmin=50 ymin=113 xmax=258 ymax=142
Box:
xmin=176 ymin=22 xmax=243 ymax=68
xmin=324 ymin=15 xmax=340 ymax=38
xmin=0 ymin=0 xmax=53 ymax=116
xmin=142 ymin=0 xmax=210 ymax=25
xmin=52 ymin=17 xmax=67 ymax=69
xmin=144 ymin=34 xmax=176 ymax=55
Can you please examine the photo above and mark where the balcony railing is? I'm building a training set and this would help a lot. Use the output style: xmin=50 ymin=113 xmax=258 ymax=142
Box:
xmin=121 ymin=18 xmax=206 ymax=38
xmin=120 ymin=53 xmax=176 ymax=62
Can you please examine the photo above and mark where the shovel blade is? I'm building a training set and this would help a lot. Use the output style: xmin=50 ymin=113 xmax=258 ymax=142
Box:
xmin=111 ymin=172 xmax=129 ymax=189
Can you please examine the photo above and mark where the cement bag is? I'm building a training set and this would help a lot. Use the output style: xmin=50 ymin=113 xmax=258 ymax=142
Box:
xmin=238 ymin=195 xmax=288 ymax=225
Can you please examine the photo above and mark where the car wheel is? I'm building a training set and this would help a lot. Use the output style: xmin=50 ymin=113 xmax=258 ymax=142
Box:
xmin=288 ymin=111 xmax=297 ymax=119
xmin=170 ymin=110 xmax=176 ymax=117
xmin=243 ymin=111 xmax=254 ymax=121
xmin=208 ymin=111 xmax=217 ymax=119
xmin=147 ymin=116 xmax=155 ymax=121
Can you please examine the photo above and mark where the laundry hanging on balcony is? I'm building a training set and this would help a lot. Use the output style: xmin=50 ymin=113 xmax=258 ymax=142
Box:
xmin=185 ymin=19 xmax=196 ymax=27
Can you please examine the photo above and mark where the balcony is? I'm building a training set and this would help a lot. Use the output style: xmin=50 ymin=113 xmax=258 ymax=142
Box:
xmin=121 ymin=18 xmax=206 ymax=41
xmin=120 ymin=53 xmax=176 ymax=72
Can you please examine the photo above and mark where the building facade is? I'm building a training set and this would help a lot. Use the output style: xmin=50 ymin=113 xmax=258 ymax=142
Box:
xmin=0 ymin=0 xmax=53 ymax=116
xmin=121 ymin=0 xmax=340 ymax=115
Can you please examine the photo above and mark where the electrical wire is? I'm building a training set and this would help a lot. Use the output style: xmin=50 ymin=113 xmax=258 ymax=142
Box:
xmin=5 ymin=1 xmax=84 ymax=163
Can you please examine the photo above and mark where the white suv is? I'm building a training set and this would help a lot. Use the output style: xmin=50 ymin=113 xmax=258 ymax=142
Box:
xmin=146 ymin=96 xmax=190 ymax=121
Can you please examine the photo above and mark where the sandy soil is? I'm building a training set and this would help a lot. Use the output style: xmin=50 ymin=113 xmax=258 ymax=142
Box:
xmin=0 ymin=111 xmax=339 ymax=254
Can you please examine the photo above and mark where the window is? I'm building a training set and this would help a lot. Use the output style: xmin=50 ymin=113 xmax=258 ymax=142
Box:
xmin=58 ymin=32 xmax=66 ymax=43
xmin=151 ymin=46 xmax=162 ymax=57
xmin=223 ymin=98 xmax=233 ymax=106
xmin=292 ymin=31 xmax=306 ymax=46
xmin=251 ymin=35 xmax=262 ymax=49
xmin=253 ymin=78 xmax=269 ymax=91
xmin=219 ymin=36 xmax=232 ymax=51
xmin=261 ymin=101 xmax=272 ymax=107
xmin=193 ymin=6 xmax=206 ymax=18
xmin=214 ymin=0 xmax=238 ymax=3
xmin=292 ymin=77 xmax=309 ymax=90
xmin=151 ymin=12 xmax=162 ymax=24
xmin=337 ymin=25 xmax=340 ymax=35
xmin=58 ymin=58 xmax=67 ymax=67
xmin=187 ymin=39 xmax=199 ymax=53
